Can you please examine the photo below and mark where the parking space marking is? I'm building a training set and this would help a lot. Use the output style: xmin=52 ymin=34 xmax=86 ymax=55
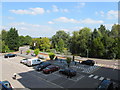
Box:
xmin=99 ymin=77 xmax=104 ymax=81
xmin=88 ymin=74 xmax=94 ymax=78
xmin=93 ymin=76 xmax=99 ymax=79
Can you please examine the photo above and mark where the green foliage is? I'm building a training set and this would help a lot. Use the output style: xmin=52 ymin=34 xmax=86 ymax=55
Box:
xmin=30 ymin=37 xmax=50 ymax=51
xmin=66 ymin=57 xmax=72 ymax=67
xmin=49 ymin=53 xmax=55 ymax=60
xmin=0 ymin=41 xmax=10 ymax=53
xmin=26 ymin=50 xmax=30 ymax=55
xmin=19 ymin=35 xmax=32 ymax=46
xmin=66 ymin=57 xmax=72 ymax=64
xmin=57 ymin=39 xmax=64 ymax=53
xmin=6 ymin=28 xmax=19 ymax=51
xmin=34 ymin=49 xmax=39 ymax=56
xmin=51 ymin=30 xmax=70 ymax=52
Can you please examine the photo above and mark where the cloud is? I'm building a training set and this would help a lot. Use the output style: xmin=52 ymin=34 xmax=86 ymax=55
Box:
xmin=7 ymin=17 xmax=15 ymax=20
xmin=2 ymin=22 xmax=55 ymax=37
xmin=107 ymin=10 xmax=118 ymax=19
xmin=52 ymin=5 xmax=59 ymax=12
xmin=54 ymin=17 xmax=79 ymax=23
xmin=76 ymin=2 xmax=86 ymax=8
xmin=52 ymin=5 xmax=69 ymax=13
xmin=80 ymin=18 xmax=104 ymax=24
xmin=9 ymin=7 xmax=45 ymax=15
xmin=53 ymin=17 xmax=104 ymax=24
xmin=48 ymin=21 xmax=54 ymax=24
xmin=95 ymin=10 xmax=118 ymax=19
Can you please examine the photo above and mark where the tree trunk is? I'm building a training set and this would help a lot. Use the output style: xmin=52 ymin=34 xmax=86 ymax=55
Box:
xmin=73 ymin=55 xmax=75 ymax=61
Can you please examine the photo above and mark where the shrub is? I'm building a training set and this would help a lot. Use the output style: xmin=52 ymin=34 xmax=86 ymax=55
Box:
xmin=49 ymin=53 xmax=55 ymax=60
xmin=34 ymin=49 xmax=39 ymax=56
xmin=66 ymin=57 xmax=72 ymax=67
xmin=26 ymin=50 xmax=30 ymax=55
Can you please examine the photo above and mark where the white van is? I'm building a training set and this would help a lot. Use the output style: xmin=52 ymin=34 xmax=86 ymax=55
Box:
xmin=26 ymin=58 xmax=42 ymax=66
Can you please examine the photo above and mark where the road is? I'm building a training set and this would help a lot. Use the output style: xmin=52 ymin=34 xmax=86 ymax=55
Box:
xmin=0 ymin=54 xmax=120 ymax=89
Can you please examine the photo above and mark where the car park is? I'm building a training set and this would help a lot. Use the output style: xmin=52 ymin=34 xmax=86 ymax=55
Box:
xmin=81 ymin=60 xmax=95 ymax=66
xmin=26 ymin=58 xmax=42 ymax=66
xmin=34 ymin=62 xmax=51 ymax=71
xmin=4 ymin=54 xmax=17 ymax=58
xmin=59 ymin=68 xmax=76 ymax=77
xmin=20 ymin=58 xmax=28 ymax=64
xmin=43 ymin=65 xmax=60 ymax=74
xmin=97 ymin=79 xmax=113 ymax=90
xmin=0 ymin=81 xmax=13 ymax=90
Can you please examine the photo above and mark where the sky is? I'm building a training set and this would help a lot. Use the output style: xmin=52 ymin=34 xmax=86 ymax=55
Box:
xmin=1 ymin=2 xmax=118 ymax=37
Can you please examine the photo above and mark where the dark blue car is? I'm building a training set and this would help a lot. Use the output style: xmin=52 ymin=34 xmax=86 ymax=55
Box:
xmin=0 ymin=81 xmax=13 ymax=90
xmin=97 ymin=79 xmax=113 ymax=90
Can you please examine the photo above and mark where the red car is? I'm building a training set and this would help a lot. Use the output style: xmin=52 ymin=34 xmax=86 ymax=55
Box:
xmin=43 ymin=65 xmax=60 ymax=74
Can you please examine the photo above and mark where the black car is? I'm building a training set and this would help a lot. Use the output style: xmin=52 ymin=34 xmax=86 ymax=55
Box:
xmin=34 ymin=62 xmax=51 ymax=71
xmin=4 ymin=54 xmax=17 ymax=58
xmin=59 ymin=68 xmax=76 ymax=77
xmin=97 ymin=79 xmax=113 ymax=90
xmin=81 ymin=60 xmax=95 ymax=66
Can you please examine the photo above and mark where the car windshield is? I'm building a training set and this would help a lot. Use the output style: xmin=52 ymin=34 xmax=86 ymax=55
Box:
xmin=45 ymin=67 xmax=50 ymax=69
xmin=2 ymin=82 xmax=11 ymax=88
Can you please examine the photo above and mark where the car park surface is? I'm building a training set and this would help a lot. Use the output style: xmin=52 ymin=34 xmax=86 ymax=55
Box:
xmin=1 ymin=54 xmax=119 ymax=89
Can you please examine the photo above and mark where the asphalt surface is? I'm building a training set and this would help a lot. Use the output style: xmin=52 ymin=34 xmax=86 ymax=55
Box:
xmin=0 ymin=54 xmax=120 ymax=89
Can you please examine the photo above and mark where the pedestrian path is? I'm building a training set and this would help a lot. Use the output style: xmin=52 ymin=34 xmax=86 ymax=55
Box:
xmin=88 ymin=74 xmax=111 ymax=81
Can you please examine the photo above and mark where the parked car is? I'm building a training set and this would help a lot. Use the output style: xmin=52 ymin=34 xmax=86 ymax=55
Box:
xmin=26 ymin=58 xmax=42 ymax=66
xmin=20 ymin=58 xmax=28 ymax=64
xmin=0 ymin=81 xmax=13 ymax=90
xmin=34 ymin=62 xmax=51 ymax=71
xmin=97 ymin=79 xmax=113 ymax=90
xmin=31 ymin=53 xmax=36 ymax=57
xmin=43 ymin=65 xmax=60 ymax=74
xmin=4 ymin=54 xmax=17 ymax=58
xmin=59 ymin=68 xmax=76 ymax=77
xmin=81 ymin=60 xmax=95 ymax=66
xmin=38 ymin=55 xmax=47 ymax=60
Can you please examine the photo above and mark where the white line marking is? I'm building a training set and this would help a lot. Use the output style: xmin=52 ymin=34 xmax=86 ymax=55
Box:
xmin=93 ymin=76 xmax=98 ymax=79
xmin=99 ymin=77 xmax=104 ymax=81
xmin=88 ymin=74 xmax=94 ymax=78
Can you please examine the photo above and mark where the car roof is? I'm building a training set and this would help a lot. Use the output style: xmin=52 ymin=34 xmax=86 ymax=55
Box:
xmin=99 ymin=80 xmax=112 ymax=88
xmin=46 ymin=65 xmax=55 ymax=68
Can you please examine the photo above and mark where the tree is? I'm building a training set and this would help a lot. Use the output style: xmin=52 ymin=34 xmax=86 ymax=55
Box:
xmin=24 ymin=35 xmax=32 ymax=45
xmin=49 ymin=53 xmax=55 ymax=60
xmin=40 ymin=37 xmax=50 ymax=51
xmin=19 ymin=36 xmax=26 ymax=46
xmin=1 ymin=30 xmax=7 ymax=43
xmin=51 ymin=30 xmax=70 ymax=52
xmin=91 ymin=37 xmax=104 ymax=58
xmin=57 ymin=39 xmax=64 ymax=53
xmin=26 ymin=50 xmax=30 ymax=55
xmin=66 ymin=57 xmax=72 ymax=67
xmin=34 ymin=49 xmax=39 ymax=56
xmin=6 ymin=28 xmax=19 ymax=51
xmin=0 ymin=41 xmax=10 ymax=53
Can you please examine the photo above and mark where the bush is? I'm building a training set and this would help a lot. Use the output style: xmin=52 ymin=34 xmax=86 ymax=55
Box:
xmin=34 ymin=49 xmax=39 ymax=56
xmin=66 ymin=57 xmax=72 ymax=64
xmin=49 ymin=53 xmax=55 ymax=60
xmin=66 ymin=57 xmax=72 ymax=67
xmin=26 ymin=50 xmax=30 ymax=55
